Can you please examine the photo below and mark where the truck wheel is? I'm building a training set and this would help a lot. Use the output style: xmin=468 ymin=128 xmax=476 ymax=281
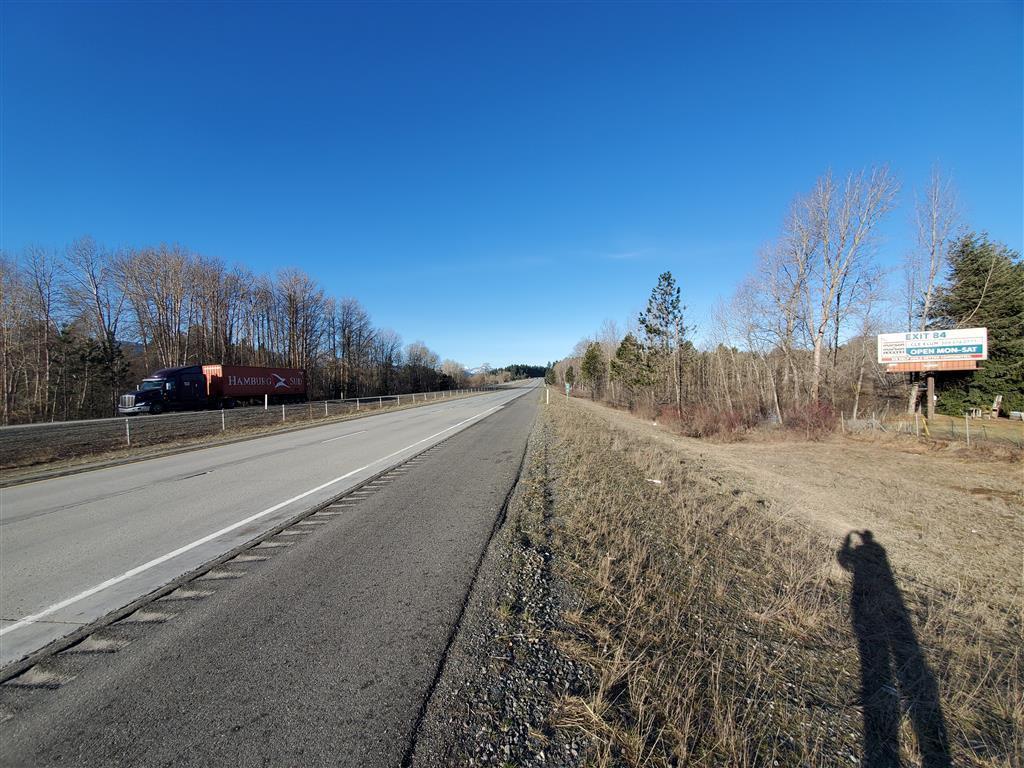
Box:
xmin=150 ymin=403 xmax=163 ymax=415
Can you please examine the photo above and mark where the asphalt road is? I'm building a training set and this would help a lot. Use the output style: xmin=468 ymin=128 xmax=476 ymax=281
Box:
xmin=1 ymin=381 xmax=539 ymax=765
xmin=0 ymin=382 xmax=537 ymax=668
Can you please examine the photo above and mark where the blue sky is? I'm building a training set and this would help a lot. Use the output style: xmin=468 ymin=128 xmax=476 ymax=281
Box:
xmin=3 ymin=1 xmax=1021 ymax=367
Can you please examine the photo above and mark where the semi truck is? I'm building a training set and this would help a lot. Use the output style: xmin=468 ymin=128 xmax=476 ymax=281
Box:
xmin=118 ymin=365 xmax=306 ymax=415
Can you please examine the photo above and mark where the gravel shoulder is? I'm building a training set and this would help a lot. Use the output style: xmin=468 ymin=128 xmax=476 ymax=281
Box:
xmin=411 ymin=406 xmax=596 ymax=767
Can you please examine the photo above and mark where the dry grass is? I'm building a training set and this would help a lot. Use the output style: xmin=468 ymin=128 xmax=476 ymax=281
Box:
xmin=543 ymin=396 xmax=1021 ymax=767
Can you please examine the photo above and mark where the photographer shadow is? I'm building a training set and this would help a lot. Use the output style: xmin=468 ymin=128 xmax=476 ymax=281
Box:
xmin=837 ymin=530 xmax=951 ymax=767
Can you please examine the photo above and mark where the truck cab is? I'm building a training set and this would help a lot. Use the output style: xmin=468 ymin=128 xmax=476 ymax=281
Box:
xmin=118 ymin=366 xmax=210 ymax=415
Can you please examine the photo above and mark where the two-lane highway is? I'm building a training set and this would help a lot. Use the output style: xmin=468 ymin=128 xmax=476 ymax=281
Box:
xmin=0 ymin=383 xmax=537 ymax=667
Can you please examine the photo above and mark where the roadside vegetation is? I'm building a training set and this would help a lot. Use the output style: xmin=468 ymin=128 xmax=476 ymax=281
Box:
xmin=549 ymin=167 xmax=1023 ymax=439
xmin=543 ymin=396 xmax=1020 ymax=766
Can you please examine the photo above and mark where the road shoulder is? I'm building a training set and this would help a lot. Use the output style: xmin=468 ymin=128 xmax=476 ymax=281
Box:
xmin=411 ymin=405 xmax=596 ymax=767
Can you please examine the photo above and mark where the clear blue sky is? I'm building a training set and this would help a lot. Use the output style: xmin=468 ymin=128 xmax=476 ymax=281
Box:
xmin=3 ymin=1 xmax=1021 ymax=367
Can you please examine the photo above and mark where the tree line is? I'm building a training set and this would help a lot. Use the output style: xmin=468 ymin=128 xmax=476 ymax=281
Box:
xmin=0 ymin=239 xmax=483 ymax=424
xmin=551 ymin=166 xmax=1023 ymax=432
xmin=492 ymin=363 xmax=547 ymax=379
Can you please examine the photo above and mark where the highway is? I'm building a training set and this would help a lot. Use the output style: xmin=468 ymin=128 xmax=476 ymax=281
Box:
xmin=0 ymin=382 xmax=538 ymax=669
xmin=1 ymin=381 xmax=539 ymax=765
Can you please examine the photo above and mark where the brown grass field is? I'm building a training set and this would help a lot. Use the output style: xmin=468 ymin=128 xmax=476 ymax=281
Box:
xmin=539 ymin=395 xmax=1022 ymax=766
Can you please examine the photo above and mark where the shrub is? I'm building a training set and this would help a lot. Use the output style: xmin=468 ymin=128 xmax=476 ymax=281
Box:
xmin=783 ymin=401 xmax=837 ymax=440
xmin=676 ymin=405 xmax=759 ymax=440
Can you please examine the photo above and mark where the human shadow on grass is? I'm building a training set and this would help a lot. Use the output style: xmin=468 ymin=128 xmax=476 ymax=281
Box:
xmin=837 ymin=530 xmax=951 ymax=768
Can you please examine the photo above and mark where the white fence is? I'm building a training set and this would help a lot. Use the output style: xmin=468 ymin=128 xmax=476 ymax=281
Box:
xmin=1 ymin=387 xmax=492 ymax=470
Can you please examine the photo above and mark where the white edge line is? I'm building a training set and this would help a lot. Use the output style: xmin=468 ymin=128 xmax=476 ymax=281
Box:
xmin=1 ymin=404 xmax=503 ymax=637
xmin=320 ymin=429 xmax=368 ymax=444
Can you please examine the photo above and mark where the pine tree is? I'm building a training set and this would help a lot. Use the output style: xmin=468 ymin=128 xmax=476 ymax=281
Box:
xmin=610 ymin=333 xmax=652 ymax=405
xmin=638 ymin=272 xmax=686 ymax=416
xmin=565 ymin=365 xmax=575 ymax=389
xmin=580 ymin=342 xmax=605 ymax=400
xmin=931 ymin=233 xmax=1023 ymax=414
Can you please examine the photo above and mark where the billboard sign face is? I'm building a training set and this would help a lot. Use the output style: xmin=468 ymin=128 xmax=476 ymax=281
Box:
xmin=877 ymin=328 xmax=988 ymax=365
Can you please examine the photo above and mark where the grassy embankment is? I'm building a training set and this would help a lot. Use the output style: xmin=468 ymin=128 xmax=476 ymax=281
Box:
xmin=540 ymin=395 xmax=1021 ymax=766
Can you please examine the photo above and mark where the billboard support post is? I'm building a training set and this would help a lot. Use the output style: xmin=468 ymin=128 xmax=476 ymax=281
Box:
xmin=926 ymin=375 xmax=935 ymax=420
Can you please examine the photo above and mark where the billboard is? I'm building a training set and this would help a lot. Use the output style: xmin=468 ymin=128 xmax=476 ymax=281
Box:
xmin=877 ymin=328 xmax=988 ymax=366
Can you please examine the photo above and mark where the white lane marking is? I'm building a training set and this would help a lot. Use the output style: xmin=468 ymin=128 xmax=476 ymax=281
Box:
xmin=1 ymin=404 xmax=504 ymax=637
xmin=321 ymin=430 xmax=368 ymax=444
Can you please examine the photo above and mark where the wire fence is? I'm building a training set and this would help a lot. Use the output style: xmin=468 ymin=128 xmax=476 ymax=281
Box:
xmin=843 ymin=413 xmax=1024 ymax=449
xmin=0 ymin=387 xmax=494 ymax=471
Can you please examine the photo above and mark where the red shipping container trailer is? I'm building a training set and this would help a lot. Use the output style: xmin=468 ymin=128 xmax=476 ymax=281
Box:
xmin=202 ymin=365 xmax=307 ymax=400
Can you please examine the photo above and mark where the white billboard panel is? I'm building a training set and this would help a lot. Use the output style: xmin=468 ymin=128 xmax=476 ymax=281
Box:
xmin=877 ymin=328 xmax=988 ymax=365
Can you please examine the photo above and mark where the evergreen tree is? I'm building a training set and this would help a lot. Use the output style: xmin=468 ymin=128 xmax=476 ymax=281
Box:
xmin=98 ymin=330 xmax=131 ymax=416
xmin=610 ymin=333 xmax=653 ymax=404
xmin=580 ymin=342 xmax=605 ymax=400
xmin=638 ymin=271 xmax=686 ymax=416
xmin=544 ymin=363 xmax=556 ymax=386
xmin=931 ymin=233 xmax=1023 ymax=414
xmin=565 ymin=365 xmax=576 ymax=389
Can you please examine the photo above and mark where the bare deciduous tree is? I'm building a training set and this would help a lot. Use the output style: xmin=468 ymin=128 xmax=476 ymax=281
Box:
xmin=902 ymin=167 xmax=959 ymax=413
xmin=801 ymin=167 xmax=898 ymax=403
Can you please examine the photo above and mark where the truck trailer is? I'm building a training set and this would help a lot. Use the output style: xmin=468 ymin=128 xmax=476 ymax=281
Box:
xmin=118 ymin=365 xmax=306 ymax=415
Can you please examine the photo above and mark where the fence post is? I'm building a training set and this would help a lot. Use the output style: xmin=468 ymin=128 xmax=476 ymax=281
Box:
xmin=325 ymin=401 xmax=328 ymax=417
xmin=222 ymin=409 xmax=226 ymax=431
xmin=125 ymin=418 xmax=131 ymax=446
xmin=356 ymin=398 xmax=360 ymax=411
xmin=281 ymin=403 xmax=285 ymax=423
xmin=965 ymin=414 xmax=970 ymax=447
